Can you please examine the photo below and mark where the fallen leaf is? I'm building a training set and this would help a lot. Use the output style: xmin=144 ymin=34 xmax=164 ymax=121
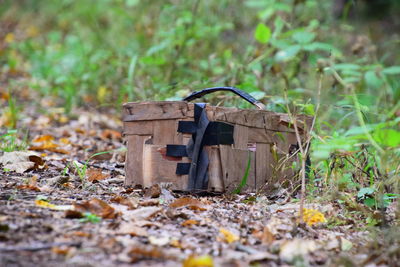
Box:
xmin=51 ymin=246 xmax=72 ymax=256
xmin=30 ymin=135 xmax=70 ymax=154
xmin=144 ymin=184 xmax=161 ymax=198
xmin=170 ymin=239 xmax=183 ymax=249
xmin=123 ymin=206 xmax=162 ymax=221
xmin=73 ymin=198 xmax=118 ymax=219
xmin=101 ymin=129 xmax=122 ymax=140
xmin=148 ymin=235 xmax=170 ymax=246
xmin=219 ymin=228 xmax=239 ymax=244
xmin=279 ymin=239 xmax=317 ymax=263
xmin=110 ymin=195 xmax=139 ymax=209
xmin=68 ymin=231 xmax=91 ymax=238
xmin=340 ymin=237 xmax=353 ymax=251
xmin=302 ymin=208 xmax=327 ymax=226
xmin=183 ymin=255 xmax=214 ymax=267
xmin=35 ymin=199 xmax=74 ymax=211
xmin=35 ymin=199 xmax=56 ymax=209
xmin=182 ymin=219 xmax=199 ymax=227
xmin=253 ymin=226 xmax=275 ymax=245
xmin=127 ymin=245 xmax=166 ymax=263
xmin=139 ymin=199 xmax=160 ymax=206
xmin=33 ymin=135 xmax=54 ymax=143
xmin=169 ymin=197 xmax=207 ymax=211
xmin=18 ymin=176 xmax=41 ymax=191
xmin=117 ymin=222 xmax=148 ymax=237
xmin=86 ymin=168 xmax=110 ymax=182
xmin=0 ymin=151 xmax=44 ymax=173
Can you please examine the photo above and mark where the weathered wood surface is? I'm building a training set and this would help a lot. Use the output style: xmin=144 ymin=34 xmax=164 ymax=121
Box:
xmin=124 ymin=135 xmax=151 ymax=186
xmin=142 ymin=144 xmax=189 ymax=190
xmin=205 ymin=146 xmax=224 ymax=192
xmin=123 ymin=101 xmax=311 ymax=192
xmin=255 ymin=143 xmax=270 ymax=190
xmin=219 ymin=145 xmax=256 ymax=192
xmin=123 ymin=101 xmax=312 ymax=133
xmin=123 ymin=101 xmax=188 ymax=121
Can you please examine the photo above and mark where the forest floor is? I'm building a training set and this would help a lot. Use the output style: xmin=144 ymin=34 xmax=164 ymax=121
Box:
xmin=0 ymin=105 xmax=399 ymax=267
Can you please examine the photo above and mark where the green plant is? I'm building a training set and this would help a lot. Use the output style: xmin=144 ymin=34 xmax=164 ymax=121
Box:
xmin=79 ymin=212 xmax=101 ymax=223
xmin=0 ymin=129 xmax=28 ymax=152
xmin=68 ymin=151 xmax=113 ymax=183
xmin=233 ymin=151 xmax=252 ymax=194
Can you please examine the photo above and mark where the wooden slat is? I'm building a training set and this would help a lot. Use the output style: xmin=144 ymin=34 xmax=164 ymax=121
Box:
xmin=124 ymin=135 xmax=151 ymax=186
xmin=248 ymin=128 xmax=273 ymax=143
xmin=255 ymin=143 xmax=270 ymax=190
xmin=153 ymin=120 xmax=178 ymax=145
xmin=142 ymin=144 xmax=189 ymax=190
xmin=123 ymin=101 xmax=188 ymax=121
xmin=123 ymin=121 xmax=154 ymax=136
xmin=219 ymin=145 xmax=256 ymax=192
xmin=205 ymin=146 xmax=224 ymax=192
xmin=233 ymin=124 xmax=249 ymax=149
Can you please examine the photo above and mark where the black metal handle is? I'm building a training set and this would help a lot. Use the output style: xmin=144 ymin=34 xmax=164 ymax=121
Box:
xmin=183 ymin=86 xmax=265 ymax=110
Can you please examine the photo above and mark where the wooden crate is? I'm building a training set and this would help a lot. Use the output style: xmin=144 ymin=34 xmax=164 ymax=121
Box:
xmin=123 ymin=91 xmax=312 ymax=193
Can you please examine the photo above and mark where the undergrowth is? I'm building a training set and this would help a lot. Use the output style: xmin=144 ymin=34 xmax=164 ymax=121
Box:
xmin=0 ymin=0 xmax=399 ymax=226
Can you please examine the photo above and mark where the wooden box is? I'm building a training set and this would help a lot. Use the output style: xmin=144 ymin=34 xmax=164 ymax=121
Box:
xmin=123 ymin=87 xmax=311 ymax=193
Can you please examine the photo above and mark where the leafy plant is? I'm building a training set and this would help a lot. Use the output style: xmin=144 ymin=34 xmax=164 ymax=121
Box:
xmin=0 ymin=129 xmax=28 ymax=152
xmin=79 ymin=212 xmax=101 ymax=223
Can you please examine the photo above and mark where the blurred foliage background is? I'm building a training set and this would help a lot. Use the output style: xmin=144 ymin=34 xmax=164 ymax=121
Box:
xmin=0 ymin=0 xmax=399 ymax=215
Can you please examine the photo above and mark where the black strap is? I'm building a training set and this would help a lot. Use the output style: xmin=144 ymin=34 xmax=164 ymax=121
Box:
xmin=183 ymin=86 xmax=265 ymax=110
xmin=186 ymin=103 xmax=210 ymax=190
xmin=166 ymin=145 xmax=188 ymax=157
xmin=176 ymin=163 xmax=191 ymax=175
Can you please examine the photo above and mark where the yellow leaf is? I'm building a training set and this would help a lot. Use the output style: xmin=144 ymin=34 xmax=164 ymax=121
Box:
xmin=183 ymin=255 xmax=214 ymax=267
xmin=35 ymin=199 xmax=56 ymax=209
xmin=302 ymin=208 xmax=327 ymax=226
xmin=97 ymin=86 xmax=108 ymax=103
xmin=219 ymin=228 xmax=239 ymax=243
xmin=26 ymin=26 xmax=39 ymax=38
xmin=5 ymin=33 xmax=14 ymax=43
xmin=35 ymin=200 xmax=73 ymax=211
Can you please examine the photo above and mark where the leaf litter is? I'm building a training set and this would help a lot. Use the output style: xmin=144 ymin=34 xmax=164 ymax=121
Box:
xmin=0 ymin=108 xmax=398 ymax=267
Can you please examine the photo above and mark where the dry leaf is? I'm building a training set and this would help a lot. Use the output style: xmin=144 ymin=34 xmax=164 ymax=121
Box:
xmin=340 ymin=237 xmax=353 ymax=251
xmin=17 ymin=176 xmax=41 ymax=191
xmin=169 ymin=197 xmax=207 ymax=211
xmin=110 ymin=195 xmax=139 ymax=209
xmin=170 ymin=239 xmax=183 ymax=249
xmin=181 ymin=219 xmax=199 ymax=227
xmin=253 ymin=226 xmax=275 ymax=245
xmin=68 ymin=231 xmax=91 ymax=238
xmin=35 ymin=199 xmax=73 ymax=211
xmin=279 ymin=239 xmax=317 ymax=262
xmin=101 ymin=129 xmax=122 ymax=140
xmin=51 ymin=246 xmax=72 ymax=256
xmin=0 ymin=151 xmax=44 ymax=173
xmin=139 ymin=199 xmax=160 ymax=206
xmin=123 ymin=206 xmax=162 ymax=221
xmin=148 ymin=235 xmax=170 ymax=246
xmin=86 ymin=168 xmax=110 ymax=182
xmin=127 ymin=245 xmax=166 ymax=263
xmin=183 ymin=255 xmax=214 ymax=267
xmin=144 ymin=184 xmax=161 ymax=198
xmin=219 ymin=228 xmax=239 ymax=244
xmin=73 ymin=198 xmax=118 ymax=219
xmin=117 ymin=222 xmax=148 ymax=237
xmin=30 ymin=135 xmax=70 ymax=154
xmin=302 ymin=208 xmax=327 ymax=226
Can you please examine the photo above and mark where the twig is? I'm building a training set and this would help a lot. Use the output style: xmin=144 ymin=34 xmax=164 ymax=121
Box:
xmin=283 ymin=72 xmax=323 ymax=223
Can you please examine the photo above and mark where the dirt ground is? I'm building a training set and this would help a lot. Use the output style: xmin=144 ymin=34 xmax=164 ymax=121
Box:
xmin=0 ymin=108 xmax=398 ymax=267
